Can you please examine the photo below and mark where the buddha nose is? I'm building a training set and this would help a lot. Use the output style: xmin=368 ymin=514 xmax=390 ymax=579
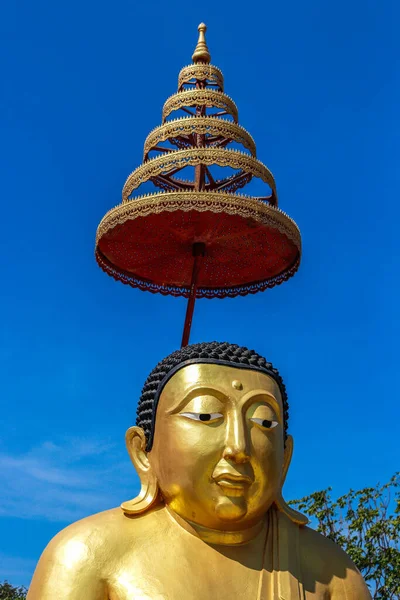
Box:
xmin=222 ymin=411 xmax=250 ymax=464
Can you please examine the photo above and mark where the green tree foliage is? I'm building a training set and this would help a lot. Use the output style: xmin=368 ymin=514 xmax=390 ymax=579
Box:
xmin=0 ymin=582 xmax=27 ymax=600
xmin=290 ymin=473 xmax=400 ymax=599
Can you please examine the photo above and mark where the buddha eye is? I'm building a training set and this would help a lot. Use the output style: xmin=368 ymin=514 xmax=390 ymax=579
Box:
xmin=250 ymin=418 xmax=278 ymax=429
xmin=180 ymin=412 xmax=223 ymax=423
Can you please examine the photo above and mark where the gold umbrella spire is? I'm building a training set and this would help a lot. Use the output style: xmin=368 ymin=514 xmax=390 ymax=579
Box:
xmin=192 ymin=23 xmax=211 ymax=64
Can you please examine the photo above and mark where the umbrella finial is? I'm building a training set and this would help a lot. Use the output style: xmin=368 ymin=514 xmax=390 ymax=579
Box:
xmin=192 ymin=23 xmax=211 ymax=64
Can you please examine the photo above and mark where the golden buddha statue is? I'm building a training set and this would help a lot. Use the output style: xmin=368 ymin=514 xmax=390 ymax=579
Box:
xmin=28 ymin=342 xmax=371 ymax=599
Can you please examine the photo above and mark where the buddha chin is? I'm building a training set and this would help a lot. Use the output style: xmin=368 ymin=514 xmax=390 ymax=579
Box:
xmin=215 ymin=493 xmax=248 ymax=522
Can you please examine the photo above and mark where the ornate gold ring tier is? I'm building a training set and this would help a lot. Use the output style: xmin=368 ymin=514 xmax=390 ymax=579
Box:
xmin=95 ymin=191 xmax=301 ymax=299
xmin=143 ymin=117 xmax=256 ymax=159
xmin=178 ymin=64 xmax=224 ymax=90
xmin=162 ymin=90 xmax=238 ymax=123
xmin=123 ymin=148 xmax=274 ymax=202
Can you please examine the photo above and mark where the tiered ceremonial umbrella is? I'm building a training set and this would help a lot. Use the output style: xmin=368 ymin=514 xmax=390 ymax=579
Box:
xmin=95 ymin=24 xmax=301 ymax=346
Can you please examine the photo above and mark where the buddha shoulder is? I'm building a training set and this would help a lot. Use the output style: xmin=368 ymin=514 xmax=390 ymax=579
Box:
xmin=27 ymin=507 xmax=163 ymax=600
xmin=37 ymin=506 xmax=163 ymax=559
xmin=298 ymin=525 xmax=372 ymax=599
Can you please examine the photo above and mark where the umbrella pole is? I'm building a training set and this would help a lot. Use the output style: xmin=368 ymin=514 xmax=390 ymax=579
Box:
xmin=181 ymin=85 xmax=207 ymax=349
xmin=181 ymin=242 xmax=205 ymax=347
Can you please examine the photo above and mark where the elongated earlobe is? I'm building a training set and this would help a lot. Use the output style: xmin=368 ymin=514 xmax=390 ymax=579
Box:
xmin=274 ymin=435 xmax=309 ymax=525
xmin=121 ymin=426 xmax=161 ymax=515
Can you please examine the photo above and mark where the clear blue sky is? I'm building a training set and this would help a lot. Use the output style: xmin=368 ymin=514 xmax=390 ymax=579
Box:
xmin=1 ymin=0 xmax=399 ymax=587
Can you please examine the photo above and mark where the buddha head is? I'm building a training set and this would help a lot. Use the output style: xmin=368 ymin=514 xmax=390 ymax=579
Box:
xmin=122 ymin=342 xmax=306 ymax=530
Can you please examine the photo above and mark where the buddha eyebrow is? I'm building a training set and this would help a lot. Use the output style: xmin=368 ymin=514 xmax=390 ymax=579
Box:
xmin=242 ymin=392 xmax=282 ymax=418
xmin=166 ymin=386 xmax=228 ymax=414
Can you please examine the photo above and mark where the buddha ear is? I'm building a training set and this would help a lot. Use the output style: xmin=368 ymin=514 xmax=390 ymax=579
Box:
xmin=274 ymin=435 xmax=309 ymax=526
xmin=121 ymin=426 xmax=161 ymax=516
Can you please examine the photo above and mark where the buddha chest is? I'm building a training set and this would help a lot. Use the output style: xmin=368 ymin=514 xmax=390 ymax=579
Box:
xmin=106 ymin=533 xmax=263 ymax=600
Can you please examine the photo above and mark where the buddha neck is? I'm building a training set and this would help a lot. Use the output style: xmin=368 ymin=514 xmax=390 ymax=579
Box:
xmin=165 ymin=505 xmax=267 ymax=546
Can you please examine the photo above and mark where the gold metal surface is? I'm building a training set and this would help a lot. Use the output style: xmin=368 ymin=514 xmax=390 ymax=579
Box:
xmin=143 ymin=116 xmax=257 ymax=159
xmin=178 ymin=63 xmax=224 ymax=90
xmin=28 ymin=364 xmax=372 ymax=599
xmin=122 ymin=148 xmax=274 ymax=201
xmin=192 ymin=23 xmax=211 ymax=64
xmin=162 ymin=89 xmax=238 ymax=123
xmin=96 ymin=191 xmax=300 ymax=248
xmin=232 ymin=379 xmax=243 ymax=390
xmin=120 ymin=428 xmax=160 ymax=515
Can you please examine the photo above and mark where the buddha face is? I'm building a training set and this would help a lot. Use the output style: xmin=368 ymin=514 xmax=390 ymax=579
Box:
xmin=147 ymin=363 xmax=287 ymax=530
